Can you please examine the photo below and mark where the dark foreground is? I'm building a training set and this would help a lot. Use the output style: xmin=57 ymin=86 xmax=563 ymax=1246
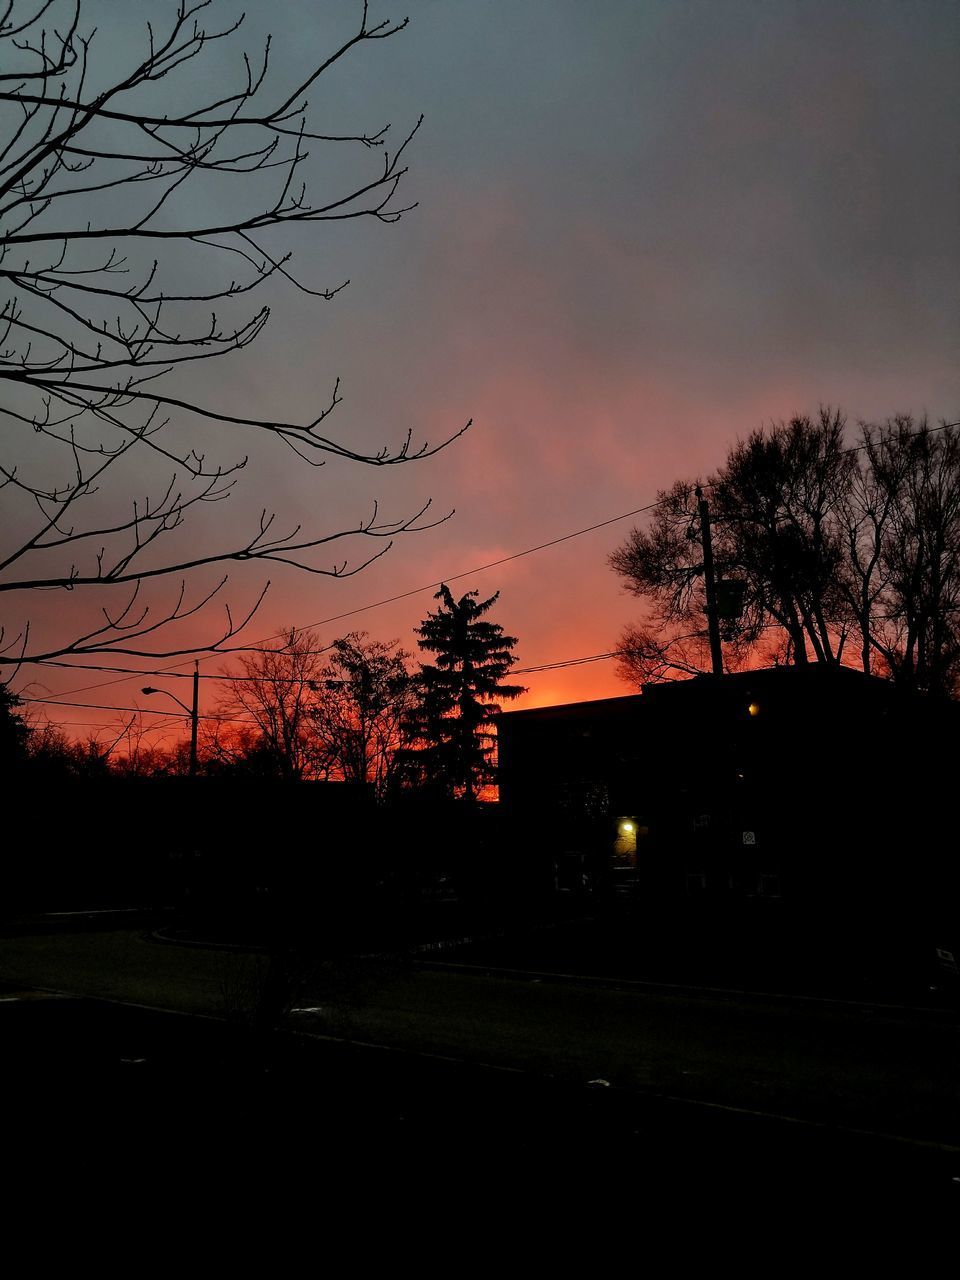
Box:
xmin=2 ymin=986 xmax=957 ymax=1197
xmin=2 ymin=901 xmax=958 ymax=1200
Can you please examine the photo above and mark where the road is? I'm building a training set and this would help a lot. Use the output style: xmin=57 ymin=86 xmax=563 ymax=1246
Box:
xmin=0 ymin=925 xmax=957 ymax=1154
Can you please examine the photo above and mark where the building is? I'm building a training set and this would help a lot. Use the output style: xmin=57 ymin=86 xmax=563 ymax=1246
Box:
xmin=497 ymin=665 xmax=957 ymax=920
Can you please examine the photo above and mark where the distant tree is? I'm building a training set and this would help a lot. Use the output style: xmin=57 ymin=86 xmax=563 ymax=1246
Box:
xmin=21 ymin=705 xmax=193 ymax=776
xmin=211 ymin=627 xmax=328 ymax=779
xmin=201 ymin=721 xmax=289 ymax=778
xmin=400 ymin=586 xmax=524 ymax=802
xmin=108 ymin=712 xmax=192 ymax=776
xmin=21 ymin=719 xmax=118 ymax=775
xmin=310 ymin=632 xmax=414 ymax=798
xmin=1 ymin=695 xmax=134 ymax=774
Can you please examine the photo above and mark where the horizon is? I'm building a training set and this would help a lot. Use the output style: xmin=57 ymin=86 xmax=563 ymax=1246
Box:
xmin=4 ymin=0 xmax=958 ymax=746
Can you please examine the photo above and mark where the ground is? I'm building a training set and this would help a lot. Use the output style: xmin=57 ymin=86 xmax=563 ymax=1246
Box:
xmin=1 ymin=907 xmax=957 ymax=1194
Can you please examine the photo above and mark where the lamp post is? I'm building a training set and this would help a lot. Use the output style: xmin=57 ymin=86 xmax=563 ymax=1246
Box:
xmin=142 ymin=661 xmax=199 ymax=777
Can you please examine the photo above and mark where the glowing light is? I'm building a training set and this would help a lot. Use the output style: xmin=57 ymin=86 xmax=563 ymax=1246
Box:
xmin=620 ymin=820 xmax=635 ymax=835
xmin=748 ymin=702 xmax=760 ymax=717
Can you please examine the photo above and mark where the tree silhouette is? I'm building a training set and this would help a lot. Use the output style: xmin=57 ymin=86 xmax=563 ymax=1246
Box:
xmin=611 ymin=411 xmax=960 ymax=696
xmin=611 ymin=412 xmax=852 ymax=681
xmin=845 ymin=418 xmax=960 ymax=696
xmin=401 ymin=585 xmax=524 ymax=802
xmin=0 ymin=0 xmax=467 ymax=679
xmin=310 ymin=632 xmax=414 ymax=798
xmin=210 ymin=628 xmax=328 ymax=780
xmin=0 ymin=682 xmax=29 ymax=767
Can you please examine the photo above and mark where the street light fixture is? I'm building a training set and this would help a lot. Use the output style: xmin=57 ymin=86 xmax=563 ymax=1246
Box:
xmin=142 ymin=661 xmax=199 ymax=777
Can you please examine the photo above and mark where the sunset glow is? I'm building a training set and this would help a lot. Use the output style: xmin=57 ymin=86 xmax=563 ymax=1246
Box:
xmin=6 ymin=0 xmax=957 ymax=748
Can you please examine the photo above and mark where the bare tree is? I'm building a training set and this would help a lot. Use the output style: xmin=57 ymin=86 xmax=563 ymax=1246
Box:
xmin=847 ymin=418 xmax=960 ymax=696
xmin=310 ymin=630 xmax=413 ymax=797
xmin=210 ymin=626 xmax=328 ymax=779
xmin=0 ymin=0 xmax=467 ymax=677
xmin=711 ymin=410 xmax=853 ymax=666
xmin=614 ymin=622 xmax=715 ymax=686
xmin=609 ymin=477 xmax=759 ymax=683
xmin=612 ymin=412 xmax=855 ymax=679
xmin=610 ymin=412 xmax=854 ymax=681
xmin=837 ymin=418 xmax=911 ymax=678
xmin=611 ymin=410 xmax=960 ymax=695
xmin=107 ymin=708 xmax=189 ymax=775
xmin=21 ymin=710 xmax=123 ymax=773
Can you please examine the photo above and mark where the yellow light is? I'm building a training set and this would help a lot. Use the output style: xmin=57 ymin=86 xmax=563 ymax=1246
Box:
xmin=748 ymin=702 xmax=760 ymax=717
xmin=620 ymin=820 xmax=635 ymax=835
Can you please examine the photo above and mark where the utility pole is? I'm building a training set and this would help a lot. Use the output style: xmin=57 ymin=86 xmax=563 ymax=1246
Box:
xmin=696 ymin=485 xmax=724 ymax=676
xmin=189 ymin=660 xmax=199 ymax=779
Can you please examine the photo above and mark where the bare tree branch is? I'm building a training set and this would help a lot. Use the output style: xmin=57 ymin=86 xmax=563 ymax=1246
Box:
xmin=1 ymin=1 xmax=468 ymax=674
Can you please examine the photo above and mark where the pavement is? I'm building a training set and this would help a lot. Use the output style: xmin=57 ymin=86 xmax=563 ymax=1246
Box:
xmin=1 ymin=908 xmax=958 ymax=1194
xmin=3 ymin=981 xmax=958 ymax=1196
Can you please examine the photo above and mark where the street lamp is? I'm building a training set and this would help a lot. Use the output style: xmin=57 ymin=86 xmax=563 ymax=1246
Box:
xmin=142 ymin=661 xmax=199 ymax=777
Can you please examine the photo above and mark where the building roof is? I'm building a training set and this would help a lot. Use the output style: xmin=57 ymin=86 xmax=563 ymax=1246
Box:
xmin=500 ymin=664 xmax=895 ymax=726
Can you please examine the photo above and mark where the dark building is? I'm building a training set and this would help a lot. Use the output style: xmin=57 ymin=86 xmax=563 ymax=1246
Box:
xmin=497 ymin=665 xmax=958 ymax=930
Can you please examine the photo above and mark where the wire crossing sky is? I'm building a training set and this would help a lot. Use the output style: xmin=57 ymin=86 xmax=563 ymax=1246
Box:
xmin=4 ymin=0 xmax=958 ymax=731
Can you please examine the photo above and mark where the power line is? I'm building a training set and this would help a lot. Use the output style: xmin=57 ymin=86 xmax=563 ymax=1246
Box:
xmin=30 ymin=642 xmax=626 ymax=685
xmin=20 ymin=659 xmax=332 ymax=684
xmin=15 ymin=416 xmax=960 ymax=703
xmin=23 ymin=615 xmax=853 ymax=718
xmin=22 ymin=647 xmax=630 ymax=721
xmin=28 ymin=721 xmax=141 ymax=730
xmin=20 ymin=695 xmax=255 ymax=725
xmin=514 ymin=651 xmax=620 ymax=675
xmin=24 ymin=498 xmax=665 ymax=699
xmin=26 ymin=716 xmax=185 ymax=731
xmin=289 ymin=500 xmax=665 ymax=635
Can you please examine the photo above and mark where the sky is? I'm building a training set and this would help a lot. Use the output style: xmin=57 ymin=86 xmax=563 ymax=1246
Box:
xmin=5 ymin=0 xmax=960 ymax=740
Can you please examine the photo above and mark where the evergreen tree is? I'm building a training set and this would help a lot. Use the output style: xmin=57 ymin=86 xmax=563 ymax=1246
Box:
xmin=402 ymin=586 xmax=525 ymax=801
xmin=0 ymin=684 xmax=30 ymax=770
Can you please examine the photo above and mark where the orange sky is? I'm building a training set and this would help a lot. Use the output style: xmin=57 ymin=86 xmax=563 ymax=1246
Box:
xmin=5 ymin=1 xmax=959 ymax=744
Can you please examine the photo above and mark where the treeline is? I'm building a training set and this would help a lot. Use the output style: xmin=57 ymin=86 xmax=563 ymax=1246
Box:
xmin=5 ymin=587 xmax=524 ymax=798
xmin=611 ymin=412 xmax=960 ymax=697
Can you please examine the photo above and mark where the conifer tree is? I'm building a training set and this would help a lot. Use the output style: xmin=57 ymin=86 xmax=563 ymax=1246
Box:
xmin=0 ymin=685 xmax=30 ymax=769
xmin=402 ymin=586 xmax=525 ymax=801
